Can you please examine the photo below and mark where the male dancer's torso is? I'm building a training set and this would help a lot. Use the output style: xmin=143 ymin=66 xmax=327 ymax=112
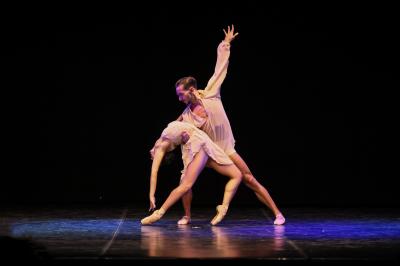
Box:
xmin=180 ymin=40 xmax=236 ymax=155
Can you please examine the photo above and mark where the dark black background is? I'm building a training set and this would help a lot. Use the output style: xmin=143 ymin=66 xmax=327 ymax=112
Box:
xmin=4 ymin=3 xmax=399 ymax=208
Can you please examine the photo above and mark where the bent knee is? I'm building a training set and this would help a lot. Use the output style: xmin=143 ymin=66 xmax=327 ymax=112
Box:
xmin=229 ymin=167 xmax=242 ymax=180
xmin=243 ymin=173 xmax=256 ymax=184
xmin=234 ymin=173 xmax=243 ymax=182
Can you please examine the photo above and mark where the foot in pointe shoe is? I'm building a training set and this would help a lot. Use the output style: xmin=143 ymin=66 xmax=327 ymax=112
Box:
xmin=141 ymin=209 xmax=165 ymax=225
xmin=274 ymin=213 xmax=285 ymax=225
xmin=177 ymin=216 xmax=191 ymax=225
xmin=211 ymin=205 xmax=228 ymax=226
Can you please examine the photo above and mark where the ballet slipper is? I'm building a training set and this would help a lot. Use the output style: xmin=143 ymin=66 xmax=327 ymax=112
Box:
xmin=177 ymin=216 xmax=191 ymax=225
xmin=141 ymin=208 xmax=165 ymax=225
xmin=274 ymin=213 xmax=286 ymax=225
xmin=210 ymin=205 xmax=228 ymax=225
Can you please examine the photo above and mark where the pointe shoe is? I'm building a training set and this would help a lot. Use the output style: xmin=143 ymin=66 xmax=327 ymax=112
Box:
xmin=141 ymin=209 xmax=165 ymax=225
xmin=177 ymin=216 xmax=191 ymax=225
xmin=274 ymin=213 xmax=285 ymax=225
xmin=211 ymin=205 xmax=228 ymax=225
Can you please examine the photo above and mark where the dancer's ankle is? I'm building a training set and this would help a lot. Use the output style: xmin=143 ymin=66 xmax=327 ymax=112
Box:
xmin=221 ymin=203 xmax=229 ymax=209
xmin=177 ymin=215 xmax=191 ymax=225
xmin=273 ymin=213 xmax=286 ymax=225
xmin=211 ymin=205 xmax=229 ymax=225
xmin=158 ymin=208 xmax=166 ymax=216
xmin=217 ymin=204 xmax=229 ymax=215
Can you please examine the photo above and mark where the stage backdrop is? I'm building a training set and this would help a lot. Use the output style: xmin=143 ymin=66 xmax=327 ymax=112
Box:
xmin=5 ymin=4 xmax=398 ymax=207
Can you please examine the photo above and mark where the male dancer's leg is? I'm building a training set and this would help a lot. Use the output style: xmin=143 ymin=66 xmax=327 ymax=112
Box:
xmin=229 ymin=152 xmax=285 ymax=225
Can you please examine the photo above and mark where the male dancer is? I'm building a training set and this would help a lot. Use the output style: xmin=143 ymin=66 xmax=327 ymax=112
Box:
xmin=175 ymin=25 xmax=285 ymax=225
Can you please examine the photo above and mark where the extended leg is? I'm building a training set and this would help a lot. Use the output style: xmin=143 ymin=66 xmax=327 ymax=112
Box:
xmin=229 ymin=152 xmax=285 ymax=225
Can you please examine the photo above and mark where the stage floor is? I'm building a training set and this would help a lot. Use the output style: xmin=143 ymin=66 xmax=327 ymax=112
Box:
xmin=0 ymin=205 xmax=399 ymax=264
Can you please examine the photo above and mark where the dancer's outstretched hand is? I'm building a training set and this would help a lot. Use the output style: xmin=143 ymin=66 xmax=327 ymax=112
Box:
xmin=223 ymin=24 xmax=239 ymax=43
xmin=149 ymin=195 xmax=156 ymax=211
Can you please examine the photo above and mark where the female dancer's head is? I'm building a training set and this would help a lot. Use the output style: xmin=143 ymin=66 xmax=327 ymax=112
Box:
xmin=150 ymin=121 xmax=189 ymax=160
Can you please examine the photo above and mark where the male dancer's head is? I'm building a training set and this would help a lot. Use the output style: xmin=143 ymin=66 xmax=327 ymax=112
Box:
xmin=175 ymin=76 xmax=199 ymax=105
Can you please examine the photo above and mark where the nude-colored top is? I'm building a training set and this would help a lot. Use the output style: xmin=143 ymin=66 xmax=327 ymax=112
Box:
xmin=181 ymin=40 xmax=236 ymax=155
xmin=161 ymin=121 xmax=233 ymax=176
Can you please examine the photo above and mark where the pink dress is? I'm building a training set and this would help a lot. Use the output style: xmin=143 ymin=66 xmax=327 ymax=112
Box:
xmin=160 ymin=121 xmax=233 ymax=177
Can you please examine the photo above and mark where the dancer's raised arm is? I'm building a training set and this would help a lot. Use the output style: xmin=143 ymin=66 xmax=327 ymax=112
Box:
xmin=204 ymin=25 xmax=239 ymax=98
